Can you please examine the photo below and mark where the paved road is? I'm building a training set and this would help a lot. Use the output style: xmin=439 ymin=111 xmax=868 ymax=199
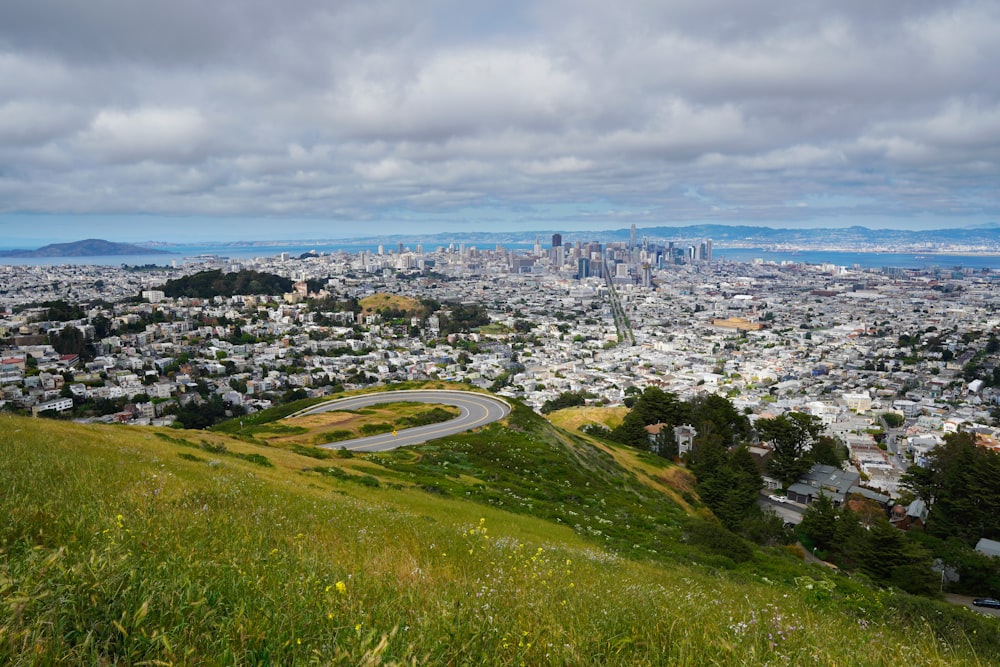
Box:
xmin=758 ymin=493 xmax=805 ymax=524
xmin=294 ymin=389 xmax=511 ymax=452
xmin=946 ymin=594 xmax=1000 ymax=618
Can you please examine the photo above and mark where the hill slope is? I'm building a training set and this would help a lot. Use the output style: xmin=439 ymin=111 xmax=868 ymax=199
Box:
xmin=0 ymin=238 xmax=170 ymax=257
xmin=1 ymin=408 xmax=997 ymax=665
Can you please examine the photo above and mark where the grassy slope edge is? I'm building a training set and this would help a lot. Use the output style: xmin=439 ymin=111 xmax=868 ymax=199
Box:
xmin=1 ymin=408 xmax=997 ymax=665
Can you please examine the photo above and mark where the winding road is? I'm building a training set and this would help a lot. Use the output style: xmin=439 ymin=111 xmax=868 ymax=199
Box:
xmin=293 ymin=389 xmax=511 ymax=452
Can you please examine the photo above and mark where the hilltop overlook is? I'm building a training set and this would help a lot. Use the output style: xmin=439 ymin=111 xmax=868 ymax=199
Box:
xmin=2 ymin=395 xmax=998 ymax=665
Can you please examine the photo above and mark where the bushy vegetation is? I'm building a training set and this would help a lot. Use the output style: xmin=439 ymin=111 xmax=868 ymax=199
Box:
xmin=2 ymin=413 xmax=999 ymax=664
xmin=396 ymin=406 xmax=458 ymax=428
xmin=540 ymin=390 xmax=593 ymax=414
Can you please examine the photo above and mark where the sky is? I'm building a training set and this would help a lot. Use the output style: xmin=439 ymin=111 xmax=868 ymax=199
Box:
xmin=1 ymin=0 xmax=999 ymax=245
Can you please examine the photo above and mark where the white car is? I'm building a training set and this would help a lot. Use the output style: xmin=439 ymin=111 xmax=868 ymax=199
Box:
xmin=768 ymin=494 xmax=789 ymax=503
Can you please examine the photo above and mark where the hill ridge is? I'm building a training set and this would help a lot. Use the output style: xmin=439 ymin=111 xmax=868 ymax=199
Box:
xmin=1 ymin=408 xmax=997 ymax=664
xmin=0 ymin=238 xmax=171 ymax=257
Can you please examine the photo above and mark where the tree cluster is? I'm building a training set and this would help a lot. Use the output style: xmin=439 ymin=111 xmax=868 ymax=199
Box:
xmin=798 ymin=494 xmax=938 ymax=595
xmin=437 ymin=302 xmax=491 ymax=335
xmin=902 ymin=431 xmax=1000 ymax=545
xmin=689 ymin=439 xmax=769 ymax=536
xmin=540 ymin=390 xmax=593 ymax=414
xmin=159 ymin=270 xmax=293 ymax=298
xmin=48 ymin=325 xmax=93 ymax=361
xmin=609 ymin=387 xmax=751 ymax=453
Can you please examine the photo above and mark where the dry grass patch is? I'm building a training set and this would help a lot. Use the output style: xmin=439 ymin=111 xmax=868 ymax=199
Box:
xmin=546 ymin=405 xmax=628 ymax=431
xmin=359 ymin=292 xmax=421 ymax=315
xmin=250 ymin=403 xmax=460 ymax=447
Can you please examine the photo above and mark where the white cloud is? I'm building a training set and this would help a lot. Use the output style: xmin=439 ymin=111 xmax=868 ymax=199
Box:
xmin=1 ymin=0 xmax=999 ymax=231
xmin=76 ymin=107 xmax=213 ymax=164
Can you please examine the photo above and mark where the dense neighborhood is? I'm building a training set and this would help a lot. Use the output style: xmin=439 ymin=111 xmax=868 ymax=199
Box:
xmin=4 ymin=240 xmax=1000 ymax=533
xmin=5 ymin=237 xmax=1000 ymax=603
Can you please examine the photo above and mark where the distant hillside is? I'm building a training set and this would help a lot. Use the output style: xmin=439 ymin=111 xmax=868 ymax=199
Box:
xmin=316 ymin=222 xmax=1000 ymax=249
xmin=0 ymin=238 xmax=171 ymax=257
xmin=359 ymin=293 xmax=424 ymax=316
xmin=2 ymin=392 xmax=998 ymax=664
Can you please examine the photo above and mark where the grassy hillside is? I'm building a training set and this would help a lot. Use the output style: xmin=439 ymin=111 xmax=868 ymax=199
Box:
xmin=2 ymin=404 xmax=999 ymax=665
xmin=359 ymin=293 xmax=422 ymax=315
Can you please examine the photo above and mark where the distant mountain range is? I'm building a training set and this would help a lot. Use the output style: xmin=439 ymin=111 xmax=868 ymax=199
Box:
xmin=4 ymin=223 xmax=1000 ymax=257
xmin=166 ymin=223 xmax=1000 ymax=250
xmin=0 ymin=239 xmax=171 ymax=257
xmin=376 ymin=223 xmax=1000 ymax=248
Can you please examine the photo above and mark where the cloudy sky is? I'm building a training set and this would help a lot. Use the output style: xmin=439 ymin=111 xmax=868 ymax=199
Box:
xmin=1 ymin=0 xmax=999 ymax=244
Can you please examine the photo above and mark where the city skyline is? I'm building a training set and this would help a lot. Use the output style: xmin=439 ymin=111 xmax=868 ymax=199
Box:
xmin=1 ymin=1 xmax=999 ymax=243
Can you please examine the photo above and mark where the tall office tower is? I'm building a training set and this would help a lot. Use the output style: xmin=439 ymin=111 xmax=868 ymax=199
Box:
xmin=416 ymin=244 xmax=423 ymax=254
xmin=534 ymin=236 xmax=542 ymax=256
xmin=705 ymin=239 xmax=713 ymax=262
xmin=377 ymin=244 xmax=385 ymax=255
xmin=552 ymin=233 xmax=562 ymax=248
xmin=630 ymin=224 xmax=636 ymax=249
xmin=398 ymin=242 xmax=404 ymax=254
xmin=699 ymin=242 xmax=707 ymax=261
xmin=577 ymin=257 xmax=590 ymax=279
xmin=553 ymin=245 xmax=565 ymax=268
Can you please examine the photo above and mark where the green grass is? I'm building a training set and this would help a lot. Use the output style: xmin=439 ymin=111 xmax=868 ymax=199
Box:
xmin=2 ymin=412 xmax=998 ymax=665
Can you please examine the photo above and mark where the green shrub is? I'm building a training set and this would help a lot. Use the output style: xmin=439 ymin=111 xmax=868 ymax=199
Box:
xmin=684 ymin=520 xmax=754 ymax=563
xmin=359 ymin=422 xmax=393 ymax=436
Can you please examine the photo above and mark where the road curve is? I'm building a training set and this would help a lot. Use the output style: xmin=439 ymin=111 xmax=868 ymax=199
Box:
xmin=292 ymin=389 xmax=511 ymax=452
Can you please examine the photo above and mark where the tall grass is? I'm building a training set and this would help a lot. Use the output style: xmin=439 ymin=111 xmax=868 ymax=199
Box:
xmin=1 ymin=413 xmax=996 ymax=665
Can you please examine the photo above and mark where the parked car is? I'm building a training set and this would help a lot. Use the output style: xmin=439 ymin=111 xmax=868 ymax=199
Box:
xmin=972 ymin=598 xmax=1000 ymax=609
xmin=768 ymin=494 xmax=788 ymax=504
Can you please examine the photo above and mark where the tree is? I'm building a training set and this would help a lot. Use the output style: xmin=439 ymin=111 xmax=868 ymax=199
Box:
xmin=881 ymin=412 xmax=905 ymax=428
xmin=688 ymin=393 xmax=750 ymax=447
xmin=609 ymin=410 xmax=652 ymax=448
xmin=798 ymin=493 xmax=841 ymax=554
xmin=174 ymin=394 xmax=228 ymax=429
xmin=810 ymin=435 xmax=847 ymax=467
xmin=901 ymin=431 xmax=1000 ymax=544
xmin=757 ymin=412 xmax=824 ymax=486
xmin=49 ymin=325 xmax=89 ymax=359
xmin=653 ymin=427 xmax=678 ymax=459
xmin=691 ymin=442 xmax=762 ymax=532
xmin=854 ymin=519 xmax=937 ymax=595
xmin=739 ymin=508 xmax=793 ymax=546
xmin=91 ymin=313 xmax=113 ymax=339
